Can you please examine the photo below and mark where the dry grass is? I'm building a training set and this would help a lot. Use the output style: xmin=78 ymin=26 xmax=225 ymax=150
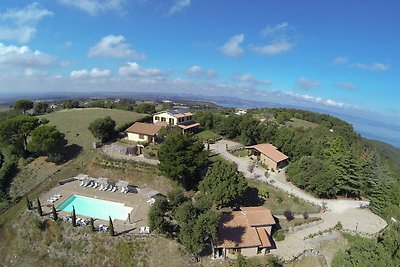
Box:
xmin=39 ymin=108 xmax=145 ymax=150
xmin=248 ymin=180 xmax=321 ymax=215
xmin=285 ymin=255 xmax=327 ymax=267
xmin=285 ymin=118 xmax=318 ymax=129
xmin=0 ymin=211 xmax=230 ymax=267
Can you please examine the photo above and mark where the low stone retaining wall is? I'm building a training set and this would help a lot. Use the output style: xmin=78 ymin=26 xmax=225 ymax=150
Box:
xmin=283 ymin=249 xmax=327 ymax=264
xmin=287 ymin=218 xmax=323 ymax=234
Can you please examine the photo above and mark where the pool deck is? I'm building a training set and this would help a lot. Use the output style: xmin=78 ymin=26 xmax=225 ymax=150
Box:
xmin=39 ymin=180 xmax=152 ymax=234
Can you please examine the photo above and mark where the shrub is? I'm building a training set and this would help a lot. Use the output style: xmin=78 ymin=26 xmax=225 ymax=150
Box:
xmin=303 ymin=211 xmax=309 ymax=220
xmin=273 ymin=230 xmax=285 ymax=241
xmin=283 ymin=210 xmax=294 ymax=221
xmin=335 ymin=221 xmax=343 ymax=230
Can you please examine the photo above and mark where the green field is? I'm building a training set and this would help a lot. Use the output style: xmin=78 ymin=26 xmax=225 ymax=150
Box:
xmin=195 ymin=130 xmax=219 ymax=142
xmin=285 ymin=118 xmax=318 ymax=129
xmin=39 ymin=108 xmax=145 ymax=149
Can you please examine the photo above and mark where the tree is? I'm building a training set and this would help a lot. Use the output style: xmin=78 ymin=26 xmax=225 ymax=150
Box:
xmin=36 ymin=198 xmax=42 ymax=216
xmin=167 ymin=188 xmax=187 ymax=212
xmin=52 ymin=204 xmax=58 ymax=221
xmin=88 ymin=116 xmax=116 ymax=142
xmin=148 ymin=197 xmax=171 ymax=234
xmin=158 ymin=131 xmax=208 ymax=189
xmin=0 ymin=115 xmax=40 ymax=156
xmin=71 ymin=206 xmax=76 ymax=227
xmin=33 ymin=102 xmax=49 ymax=115
xmin=14 ymin=99 xmax=33 ymax=114
xmin=62 ymin=100 xmax=79 ymax=109
xmin=199 ymin=161 xmax=248 ymax=208
xmin=90 ymin=218 xmax=95 ymax=232
xmin=135 ymin=103 xmax=156 ymax=114
xmin=27 ymin=125 xmax=67 ymax=156
xmin=109 ymin=216 xmax=115 ymax=236
xmin=25 ymin=195 xmax=31 ymax=210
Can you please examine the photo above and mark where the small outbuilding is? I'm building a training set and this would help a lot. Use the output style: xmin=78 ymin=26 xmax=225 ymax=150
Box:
xmin=246 ymin=143 xmax=289 ymax=170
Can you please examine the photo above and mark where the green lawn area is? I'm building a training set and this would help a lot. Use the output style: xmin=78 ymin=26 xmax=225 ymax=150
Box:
xmin=248 ymin=180 xmax=321 ymax=215
xmin=39 ymin=108 xmax=145 ymax=150
xmin=233 ymin=149 xmax=249 ymax=157
xmin=195 ymin=130 xmax=219 ymax=142
xmin=285 ymin=118 xmax=318 ymax=129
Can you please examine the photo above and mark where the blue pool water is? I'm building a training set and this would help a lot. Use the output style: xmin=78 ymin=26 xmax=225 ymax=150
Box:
xmin=57 ymin=194 xmax=133 ymax=221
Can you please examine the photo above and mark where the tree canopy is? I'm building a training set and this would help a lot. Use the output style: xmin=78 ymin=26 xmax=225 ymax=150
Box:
xmin=0 ymin=115 xmax=40 ymax=156
xmin=88 ymin=116 xmax=116 ymax=142
xmin=14 ymin=99 xmax=33 ymax=114
xmin=157 ymin=131 xmax=208 ymax=189
xmin=27 ymin=125 xmax=67 ymax=156
xmin=199 ymin=161 xmax=248 ymax=208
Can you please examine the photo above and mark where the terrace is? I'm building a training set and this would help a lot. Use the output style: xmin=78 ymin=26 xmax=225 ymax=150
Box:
xmin=39 ymin=175 xmax=155 ymax=234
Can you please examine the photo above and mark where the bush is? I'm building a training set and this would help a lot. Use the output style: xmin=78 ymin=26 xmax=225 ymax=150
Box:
xmin=303 ymin=211 xmax=309 ymax=220
xmin=273 ymin=230 xmax=285 ymax=241
xmin=47 ymin=153 xmax=64 ymax=164
xmin=283 ymin=210 xmax=294 ymax=221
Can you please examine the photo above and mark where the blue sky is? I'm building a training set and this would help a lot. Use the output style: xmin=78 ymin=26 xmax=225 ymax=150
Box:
xmin=0 ymin=0 xmax=399 ymax=119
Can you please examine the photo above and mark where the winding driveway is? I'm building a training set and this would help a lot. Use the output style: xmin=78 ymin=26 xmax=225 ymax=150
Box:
xmin=210 ymin=140 xmax=388 ymax=261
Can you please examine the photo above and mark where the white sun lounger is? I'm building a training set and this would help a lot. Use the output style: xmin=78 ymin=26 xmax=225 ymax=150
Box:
xmin=80 ymin=181 xmax=85 ymax=186
xmin=107 ymin=185 xmax=113 ymax=191
xmin=93 ymin=182 xmax=98 ymax=188
xmin=112 ymin=186 xmax=117 ymax=192
xmin=145 ymin=227 xmax=150 ymax=233
xmin=120 ymin=187 xmax=125 ymax=193
xmin=98 ymin=184 xmax=104 ymax=191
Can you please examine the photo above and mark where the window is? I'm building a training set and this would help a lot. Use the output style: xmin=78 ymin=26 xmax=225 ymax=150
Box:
xmin=155 ymin=116 xmax=159 ymax=121
xmin=139 ymin=134 xmax=145 ymax=139
xmin=169 ymin=118 xmax=174 ymax=124
xmin=161 ymin=117 xmax=166 ymax=122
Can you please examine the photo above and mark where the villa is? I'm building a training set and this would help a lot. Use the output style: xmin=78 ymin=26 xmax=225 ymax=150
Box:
xmin=235 ymin=108 xmax=247 ymax=115
xmin=213 ymin=206 xmax=276 ymax=259
xmin=246 ymin=143 xmax=289 ymax=170
xmin=152 ymin=109 xmax=200 ymax=133
xmin=125 ymin=122 xmax=165 ymax=144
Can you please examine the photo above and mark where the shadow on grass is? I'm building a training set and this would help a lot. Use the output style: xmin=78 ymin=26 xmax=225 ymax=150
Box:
xmin=115 ymin=227 xmax=136 ymax=236
xmin=62 ymin=144 xmax=83 ymax=162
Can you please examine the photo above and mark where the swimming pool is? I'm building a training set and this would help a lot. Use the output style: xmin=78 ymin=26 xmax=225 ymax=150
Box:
xmin=57 ymin=194 xmax=133 ymax=221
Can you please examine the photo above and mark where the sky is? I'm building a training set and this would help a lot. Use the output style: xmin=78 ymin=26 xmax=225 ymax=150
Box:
xmin=0 ymin=0 xmax=399 ymax=122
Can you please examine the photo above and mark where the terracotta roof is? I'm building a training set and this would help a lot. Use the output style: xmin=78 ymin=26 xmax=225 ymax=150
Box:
xmin=246 ymin=143 xmax=288 ymax=162
xmin=214 ymin=206 xmax=275 ymax=249
xmin=178 ymin=122 xmax=200 ymax=130
xmin=241 ymin=206 xmax=275 ymax=226
xmin=125 ymin=122 xmax=164 ymax=136
xmin=256 ymin=227 xmax=272 ymax=248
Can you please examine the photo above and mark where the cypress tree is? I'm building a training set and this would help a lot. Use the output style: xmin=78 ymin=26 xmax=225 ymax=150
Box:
xmin=52 ymin=205 xmax=58 ymax=221
xmin=109 ymin=216 xmax=114 ymax=236
xmin=71 ymin=206 xmax=76 ymax=227
xmin=36 ymin=198 xmax=43 ymax=216
xmin=25 ymin=195 xmax=31 ymax=210
xmin=90 ymin=218 xmax=95 ymax=232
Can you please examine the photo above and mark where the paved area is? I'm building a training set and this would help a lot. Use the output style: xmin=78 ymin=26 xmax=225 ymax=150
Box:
xmin=40 ymin=180 xmax=152 ymax=234
xmin=102 ymin=144 xmax=160 ymax=165
xmin=210 ymin=140 xmax=388 ymax=261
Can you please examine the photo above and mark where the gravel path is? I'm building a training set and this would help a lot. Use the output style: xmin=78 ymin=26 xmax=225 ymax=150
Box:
xmin=210 ymin=140 xmax=388 ymax=261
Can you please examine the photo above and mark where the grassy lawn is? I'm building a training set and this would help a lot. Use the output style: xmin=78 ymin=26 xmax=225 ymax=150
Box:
xmin=248 ymin=180 xmax=321 ymax=215
xmin=233 ymin=149 xmax=249 ymax=157
xmin=285 ymin=118 xmax=318 ymax=129
xmin=39 ymin=108 xmax=145 ymax=150
xmin=278 ymin=216 xmax=322 ymax=231
xmin=195 ymin=130 xmax=219 ymax=142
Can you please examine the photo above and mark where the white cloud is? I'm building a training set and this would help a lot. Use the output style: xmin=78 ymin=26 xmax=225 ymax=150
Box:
xmin=0 ymin=43 xmax=54 ymax=67
xmin=350 ymin=62 xmax=389 ymax=72
xmin=58 ymin=0 xmax=125 ymax=15
xmin=261 ymin=22 xmax=289 ymax=37
xmin=289 ymin=93 xmax=350 ymax=109
xmin=88 ymin=35 xmax=145 ymax=59
xmin=336 ymin=82 xmax=356 ymax=90
xmin=233 ymin=73 xmax=271 ymax=87
xmin=297 ymin=77 xmax=320 ymax=90
xmin=0 ymin=2 xmax=53 ymax=43
xmin=186 ymin=65 xmax=217 ymax=79
xmin=118 ymin=62 xmax=163 ymax=79
xmin=168 ymin=0 xmax=191 ymax=16
xmin=332 ymin=56 xmax=348 ymax=65
xmin=70 ymin=68 xmax=111 ymax=79
xmin=220 ymin=34 xmax=245 ymax=57
xmin=250 ymin=40 xmax=292 ymax=55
